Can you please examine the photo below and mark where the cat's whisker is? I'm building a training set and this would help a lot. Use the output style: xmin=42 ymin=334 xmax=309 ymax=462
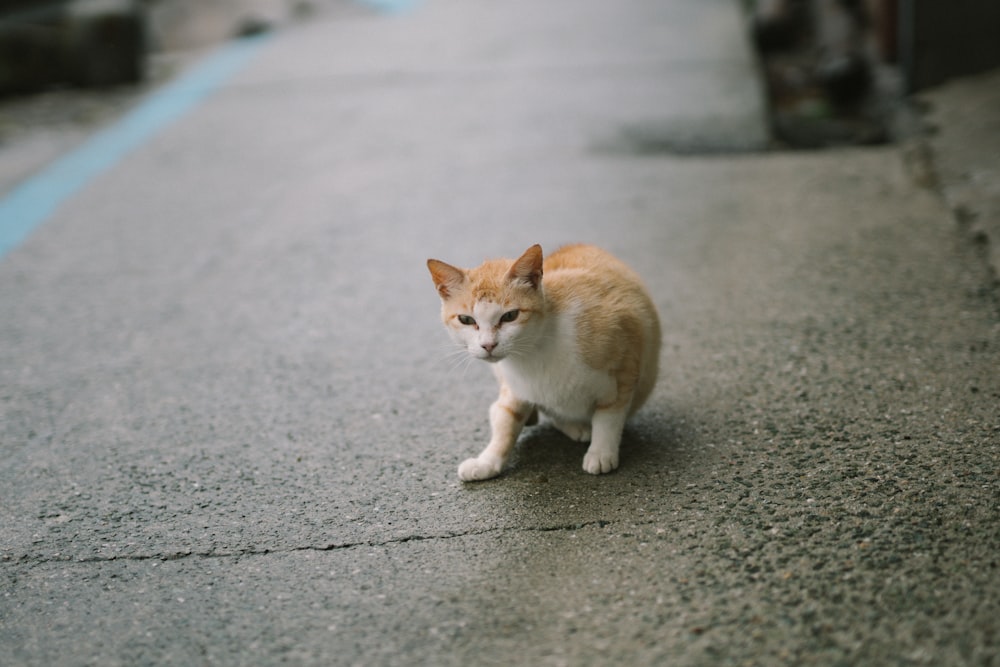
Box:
xmin=438 ymin=343 xmax=487 ymax=379
xmin=440 ymin=348 xmax=471 ymax=372
xmin=450 ymin=355 xmax=475 ymax=376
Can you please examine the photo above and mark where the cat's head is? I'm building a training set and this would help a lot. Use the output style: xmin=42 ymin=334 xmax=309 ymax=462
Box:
xmin=427 ymin=244 xmax=545 ymax=363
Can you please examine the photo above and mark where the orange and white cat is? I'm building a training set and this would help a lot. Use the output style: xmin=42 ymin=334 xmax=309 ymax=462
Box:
xmin=427 ymin=244 xmax=661 ymax=481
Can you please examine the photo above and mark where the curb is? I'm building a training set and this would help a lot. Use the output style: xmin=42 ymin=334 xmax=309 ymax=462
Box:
xmin=918 ymin=67 xmax=1000 ymax=287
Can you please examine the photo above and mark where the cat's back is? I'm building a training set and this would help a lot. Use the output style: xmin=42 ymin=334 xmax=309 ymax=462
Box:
xmin=542 ymin=243 xmax=660 ymax=334
xmin=543 ymin=244 xmax=651 ymax=308
xmin=544 ymin=244 xmax=638 ymax=280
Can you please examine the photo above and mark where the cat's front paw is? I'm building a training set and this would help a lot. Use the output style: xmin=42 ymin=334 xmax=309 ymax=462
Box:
xmin=458 ymin=455 xmax=503 ymax=482
xmin=582 ymin=449 xmax=619 ymax=475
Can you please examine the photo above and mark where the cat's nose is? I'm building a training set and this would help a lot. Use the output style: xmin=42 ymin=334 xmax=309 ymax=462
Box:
xmin=481 ymin=341 xmax=497 ymax=353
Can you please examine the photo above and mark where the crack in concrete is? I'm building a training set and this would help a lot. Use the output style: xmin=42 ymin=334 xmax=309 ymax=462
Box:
xmin=301 ymin=519 xmax=614 ymax=552
xmin=2 ymin=519 xmax=615 ymax=567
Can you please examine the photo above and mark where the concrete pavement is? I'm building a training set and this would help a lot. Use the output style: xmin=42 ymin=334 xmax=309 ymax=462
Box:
xmin=2 ymin=1 xmax=998 ymax=665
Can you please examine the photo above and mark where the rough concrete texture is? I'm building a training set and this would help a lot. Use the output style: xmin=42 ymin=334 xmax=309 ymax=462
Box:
xmin=1 ymin=1 xmax=998 ymax=666
xmin=921 ymin=66 xmax=1000 ymax=281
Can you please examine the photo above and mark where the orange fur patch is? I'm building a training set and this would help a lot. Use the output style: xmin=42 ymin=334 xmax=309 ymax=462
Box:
xmin=543 ymin=244 xmax=660 ymax=414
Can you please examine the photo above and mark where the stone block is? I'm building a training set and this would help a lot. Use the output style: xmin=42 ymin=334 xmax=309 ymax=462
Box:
xmin=0 ymin=0 xmax=145 ymax=94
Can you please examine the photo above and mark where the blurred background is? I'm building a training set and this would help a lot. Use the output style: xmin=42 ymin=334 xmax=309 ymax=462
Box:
xmin=2 ymin=1 xmax=999 ymax=117
xmin=2 ymin=0 xmax=999 ymax=184
xmin=1 ymin=0 xmax=999 ymax=116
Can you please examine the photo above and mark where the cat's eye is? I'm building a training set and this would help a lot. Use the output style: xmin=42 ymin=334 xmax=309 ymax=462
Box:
xmin=458 ymin=315 xmax=476 ymax=326
xmin=500 ymin=309 xmax=520 ymax=323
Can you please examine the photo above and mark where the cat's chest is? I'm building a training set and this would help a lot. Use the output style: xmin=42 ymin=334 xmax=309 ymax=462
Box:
xmin=498 ymin=345 xmax=615 ymax=421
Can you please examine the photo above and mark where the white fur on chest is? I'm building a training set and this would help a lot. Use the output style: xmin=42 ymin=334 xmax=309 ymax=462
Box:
xmin=496 ymin=309 xmax=615 ymax=422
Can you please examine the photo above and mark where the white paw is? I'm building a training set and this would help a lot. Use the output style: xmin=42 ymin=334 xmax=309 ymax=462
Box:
xmin=458 ymin=455 xmax=503 ymax=482
xmin=582 ymin=449 xmax=619 ymax=475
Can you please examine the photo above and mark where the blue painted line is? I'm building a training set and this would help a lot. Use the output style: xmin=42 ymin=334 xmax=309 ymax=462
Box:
xmin=0 ymin=34 xmax=271 ymax=260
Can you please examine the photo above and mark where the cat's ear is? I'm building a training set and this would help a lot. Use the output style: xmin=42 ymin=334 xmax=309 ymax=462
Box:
xmin=427 ymin=259 xmax=466 ymax=299
xmin=507 ymin=244 xmax=543 ymax=289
